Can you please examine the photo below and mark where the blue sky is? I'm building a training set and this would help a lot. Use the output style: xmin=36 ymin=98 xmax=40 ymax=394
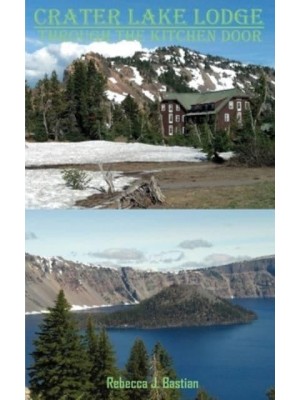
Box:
xmin=25 ymin=0 xmax=274 ymax=82
xmin=25 ymin=210 xmax=275 ymax=270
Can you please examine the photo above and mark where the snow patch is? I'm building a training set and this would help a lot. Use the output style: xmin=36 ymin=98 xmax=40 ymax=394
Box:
xmin=140 ymin=51 xmax=151 ymax=61
xmin=71 ymin=304 xmax=111 ymax=311
xmin=186 ymin=68 xmax=204 ymax=89
xmin=156 ymin=66 xmax=167 ymax=76
xmin=159 ymin=85 xmax=167 ymax=92
xmin=130 ymin=66 xmax=143 ymax=85
xmin=26 ymin=141 xmax=205 ymax=167
xmin=108 ymin=77 xmax=118 ymax=84
xmin=207 ymin=69 xmax=235 ymax=90
xmin=236 ymin=82 xmax=245 ymax=89
xmin=105 ymin=90 xmax=126 ymax=103
xmin=26 ymin=310 xmax=50 ymax=315
xmin=142 ymin=90 xmax=155 ymax=101
xmin=178 ymin=48 xmax=185 ymax=64
xmin=173 ymin=67 xmax=181 ymax=77
xmin=25 ymin=169 xmax=137 ymax=209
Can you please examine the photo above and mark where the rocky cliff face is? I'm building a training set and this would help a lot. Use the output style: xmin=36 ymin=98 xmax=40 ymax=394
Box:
xmin=25 ymin=253 xmax=275 ymax=312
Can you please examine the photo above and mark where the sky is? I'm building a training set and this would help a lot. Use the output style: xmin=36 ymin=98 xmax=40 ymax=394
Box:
xmin=25 ymin=210 xmax=275 ymax=271
xmin=25 ymin=0 xmax=275 ymax=83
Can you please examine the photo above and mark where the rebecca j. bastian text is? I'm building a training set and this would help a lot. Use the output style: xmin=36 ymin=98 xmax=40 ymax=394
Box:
xmin=106 ymin=377 xmax=200 ymax=389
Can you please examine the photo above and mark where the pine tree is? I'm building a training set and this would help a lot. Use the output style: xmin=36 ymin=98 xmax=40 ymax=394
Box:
xmin=151 ymin=342 xmax=180 ymax=400
xmin=85 ymin=315 xmax=98 ymax=359
xmin=25 ymin=81 xmax=35 ymax=134
xmin=149 ymin=354 xmax=166 ymax=400
xmin=84 ymin=318 xmax=122 ymax=400
xmin=86 ymin=60 xmax=107 ymax=140
xmin=28 ymin=290 xmax=91 ymax=400
xmin=47 ymin=70 xmax=64 ymax=141
xmin=91 ymin=328 xmax=120 ymax=400
xmin=121 ymin=95 xmax=142 ymax=140
xmin=32 ymin=75 xmax=51 ymax=142
xmin=125 ymin=339 xmax=150 ymax=400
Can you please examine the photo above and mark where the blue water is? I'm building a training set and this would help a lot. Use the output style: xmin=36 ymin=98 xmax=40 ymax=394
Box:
xmin=25 ymin=298 xmax=274 ymax=400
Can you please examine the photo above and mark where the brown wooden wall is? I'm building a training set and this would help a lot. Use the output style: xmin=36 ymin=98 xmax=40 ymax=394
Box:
xmin=160 ymin=100 xmax=186 ymax=136
xmin=216 ymin=97 xmax=250 ymax=130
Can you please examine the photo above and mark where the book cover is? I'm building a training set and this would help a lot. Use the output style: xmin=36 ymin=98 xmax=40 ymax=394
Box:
xmin=25 ymin=0 xmax=275 ymax=400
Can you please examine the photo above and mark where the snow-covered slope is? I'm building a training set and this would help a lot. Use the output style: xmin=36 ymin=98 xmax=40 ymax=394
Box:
xmin=66 ymin=47 xmax=275 ymax=105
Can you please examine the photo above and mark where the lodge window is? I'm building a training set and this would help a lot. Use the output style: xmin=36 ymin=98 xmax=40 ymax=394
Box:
xmin=229 ymin=101 xmax=234 ymax=110
xmin=237 ymin=101 xmax=242 ymax=111
xmin=224 ymin=113 xmax=230 ymax=122
xmin=161 ymin=104 xmax=166 ymax=112
xmin=176 ymin=104 xmax=180 ymax=111
xmin=169 ymin=114 xmax=173 ymax=123
xmin=245 ymin=101 xmax=250 ymax=110
xmin=169 ymin=125 xmax=173 ymax=135
xmin=175 ymin=115 xmax=180 ymax=122
xmin=237 ymin=112 xmax=242 ymax=124
xmin=182 ymin=115 xmax=185 ymax=122
xmin=168 ymin=104 xmax=173 ymax=112
xmin=182 ymin=127 xmax=185 ymax=134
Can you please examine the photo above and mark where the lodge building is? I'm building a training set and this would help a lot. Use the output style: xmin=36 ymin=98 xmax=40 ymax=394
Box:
xmin=160 ymin=89 xmax=251 ymax=136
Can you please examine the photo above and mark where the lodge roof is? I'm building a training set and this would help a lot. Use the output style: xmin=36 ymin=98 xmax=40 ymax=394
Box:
xmin=161 ymin=88 xmax=249 ymax=111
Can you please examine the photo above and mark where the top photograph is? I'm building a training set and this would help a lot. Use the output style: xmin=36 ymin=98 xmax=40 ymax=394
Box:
xmin=25 ymin=0 xmax=275 ymax=209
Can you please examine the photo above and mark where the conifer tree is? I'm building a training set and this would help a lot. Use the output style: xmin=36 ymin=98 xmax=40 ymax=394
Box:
xmin=151 ymin=342 xmax=180 ymax=400
xmin=28 ymin=290 xmax=90 ymax=400
xmin=25 ymin=81 xmax=35 ymax=134
xmin=47 ymin=70 xmax=64 ymax=141
xmin=125 ymin=339 xmax=149 ymax=400
xmin=92 ymin=328 xmax=120 ymax=400
xmin=121 ymin=95 xmax=142 ymax=140
xmin=84 ymin=318 xmax=122 ymax=400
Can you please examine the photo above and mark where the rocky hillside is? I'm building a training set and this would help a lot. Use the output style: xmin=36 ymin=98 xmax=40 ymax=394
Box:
xmin=25 ymin=254 xmax=275 ymax=312
xmin=64 ymin=46 xmax=275 ymax=106
xmin=84 ymin=284 xmax=257 ymax=329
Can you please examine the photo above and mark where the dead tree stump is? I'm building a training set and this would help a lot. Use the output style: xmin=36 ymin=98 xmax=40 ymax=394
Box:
xmin=102 ymin=176 xmax=166 ymax=209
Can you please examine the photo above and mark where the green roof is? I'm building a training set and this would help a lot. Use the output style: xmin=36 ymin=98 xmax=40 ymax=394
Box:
xmin=161 ymin=88 xmax=248 ymax=111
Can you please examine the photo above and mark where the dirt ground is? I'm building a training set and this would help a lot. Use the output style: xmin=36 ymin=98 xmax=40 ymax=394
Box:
xmin=58 ymin=161 xmax=275 ymax=209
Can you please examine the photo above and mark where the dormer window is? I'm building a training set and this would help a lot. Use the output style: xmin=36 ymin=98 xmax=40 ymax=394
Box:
xmin=176 ymin=104 xmax=180 ymax=111
xmin=168 ymin=104 xmax=173 ymax=112
xmin=161 ymin=104 xmax=166 ymax=112
xmin=229 ymin=101 xmax=234 ymax=110
xmin=237 ymin=101 xmax=242 ymax=111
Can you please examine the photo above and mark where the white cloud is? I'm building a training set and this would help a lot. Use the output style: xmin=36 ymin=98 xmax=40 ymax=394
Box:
xmin=88 ymin=248 xmax=145 ymax=262
xmin=25 ymin=39 xmax=152 ymax=82
xmin=178 ymin=239 xmax=213 ymax=249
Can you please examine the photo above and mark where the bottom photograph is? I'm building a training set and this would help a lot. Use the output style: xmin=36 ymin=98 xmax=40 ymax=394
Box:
xmin=25 ymin=210 xmax=275 ymax=400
